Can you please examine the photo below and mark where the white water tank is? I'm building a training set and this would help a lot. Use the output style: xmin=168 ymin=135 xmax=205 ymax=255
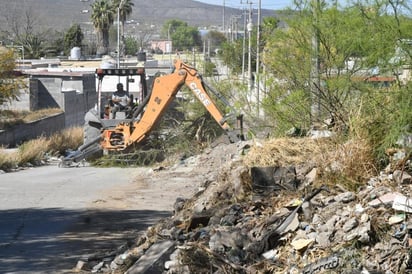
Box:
xmin=70 ymin=47 xmax=81 ymax=60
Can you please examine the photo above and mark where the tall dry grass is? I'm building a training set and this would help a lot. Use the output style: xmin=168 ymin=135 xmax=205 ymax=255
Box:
xmin=47 ymin=127 xmax=84 ymax=155
xmin=243 ymin=136 xmax=378 ymax=191
xmin=0 ymin=148 xmax=18 ymax=170
xmin=0 ymin=127 xmax=83 ymax=171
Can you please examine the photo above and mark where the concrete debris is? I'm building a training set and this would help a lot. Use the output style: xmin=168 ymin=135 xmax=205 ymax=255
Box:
xmin=393 ymin=170 xmax=412 ymax=185
xmin=291 ymin=238 xmax=314 ymax=251
xmin=393 ymin=194 xmax=412 ymax=213
xmin=125 ymin=240 xmax=175 ymax=274
xmin=74 ymin=139 xmax=412 ymax=273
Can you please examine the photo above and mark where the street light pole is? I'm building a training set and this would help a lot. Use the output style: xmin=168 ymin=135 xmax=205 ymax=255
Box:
xmin=117 ymin=0 xmax=125 ymax=68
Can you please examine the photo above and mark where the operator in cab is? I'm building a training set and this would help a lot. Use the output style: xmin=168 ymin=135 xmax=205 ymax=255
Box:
xmin=110 ymin=83 xmax=131 ymax=119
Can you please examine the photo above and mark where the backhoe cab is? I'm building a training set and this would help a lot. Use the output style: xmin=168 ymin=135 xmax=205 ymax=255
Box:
xmin=61 ymin=59 xmax=244 ymax=166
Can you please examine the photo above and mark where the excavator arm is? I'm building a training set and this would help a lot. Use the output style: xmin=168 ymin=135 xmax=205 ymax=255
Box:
xmin=101 ymin=59 xmax=243 ymax=151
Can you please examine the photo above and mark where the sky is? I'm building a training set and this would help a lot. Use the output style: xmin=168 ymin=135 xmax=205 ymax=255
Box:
xmin=196 ymin=0 xmax=292 ymax=10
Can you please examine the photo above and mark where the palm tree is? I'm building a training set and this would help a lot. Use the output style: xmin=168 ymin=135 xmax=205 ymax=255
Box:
xmin=112 ymin=0 xmax=134 ymax=55
xmin=91 ymin=0 xmax=114 ymax=56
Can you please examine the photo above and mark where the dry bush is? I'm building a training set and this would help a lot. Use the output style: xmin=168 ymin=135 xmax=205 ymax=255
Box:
xmin=318 ymin=137 xmax=378 ymax=189
xmin=17 ymin=137 xmax=49 ymax=164
xmin=0 ymin=148 xmax=18 ymax=170
xmin=243 ymin=137 xmax=334 ymax=167
xmin=0 ymin=127 xmax=84 ymax=170
xmin=243 ymin=137 xmax=378 ymax=190
xmin=48 ymin=126 xmax=83 ymax=155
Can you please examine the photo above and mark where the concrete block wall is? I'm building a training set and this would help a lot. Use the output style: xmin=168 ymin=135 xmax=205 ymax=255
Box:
xmin=0 ymin=73 xmax=97 ymax=147
xmin=0 ymin=113 xmax=65 ymax=147
xmin=29 ymin=73 xmax=96 ymax=127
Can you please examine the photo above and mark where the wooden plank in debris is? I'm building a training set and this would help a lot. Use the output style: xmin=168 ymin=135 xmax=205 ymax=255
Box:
xmin=125 ymin=240 xmax=175 ymax=274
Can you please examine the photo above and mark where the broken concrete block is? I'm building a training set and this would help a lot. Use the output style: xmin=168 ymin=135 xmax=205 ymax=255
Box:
xmin=125 ymin=240 xmax=175 ymax=274
xmin=356 ymin=223 xmax=371 ymax=244
xmin=388 ymin=214 xmax=406 ymax=225
xmin=334 ymin=192 xmax=356 ymax=203
xmin=74 ymin=260 xmax=86 ymax=271
xmin=392 ymin=195 xmax=412 ymax=213
xmin=262 ymin=249 xmax=279 ymax=260
xmin=316 ymin=231 xmax=332 ymax=248
xmin=393 ymin=170 xmax=412 ymax=185
xmin=291 ymin=238 xmax=314 ymax=251
xmin=343 ymin=217 xmax=359 ymax=232
xmin=91 ymin=261 xmax=104 ymax=273
xmin=304 ymin=168 xmax=317 ymax=185
xmin=368 ymin=192 xmax=403 ymax=207
xmin=209 ymin=229 xmax=248 ymax=253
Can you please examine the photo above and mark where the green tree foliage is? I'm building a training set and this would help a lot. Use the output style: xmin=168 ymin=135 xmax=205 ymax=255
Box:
xmin=221 ymin=40 xmax=244 ymax=74
xmin=91 ymin=0 xmax=114 ymax=55
xmin=262 ymin=0 xmax=412 ymax=160
xmin=162 ymin=20 xmax=201 ymax=51
xmin=0 ymin=47 xmax=26 ymax=105
xmin=203 ymin=30 xmax=227 ymax=54
xmin=124 ymin=36 xmax=139 ymax=55
xmin=112 ymin=0 xmax=134 ymax=26
xmin=220 ymin=19 xmax=266 ymax=75
xmin=64 ymin=24 xmax=84 ymax=54
xmin=161 ymin=19 xmax=185 ymax=39
xmin=23 ymin=35 xmax=45 ymax=59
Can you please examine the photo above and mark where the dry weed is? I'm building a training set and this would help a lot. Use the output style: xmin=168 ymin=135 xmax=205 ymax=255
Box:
xmin=243 ymin=137 xmax=377 ymax=190
xmin=48 ymin=126 xmax=83 ymax=155
xmin=17 ymin=137 xmax=49 ymax=164
xmin=0 ymin=148 xmax=18 ymax=170
xmin=243 ymin=137 xmax=334 ymax=167
xmin=320 ymin=138 xmax=377 ymax=183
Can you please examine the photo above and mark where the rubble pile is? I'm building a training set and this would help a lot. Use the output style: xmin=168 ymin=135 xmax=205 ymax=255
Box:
xmin=84 ymin=138 xmax=412 ymax=273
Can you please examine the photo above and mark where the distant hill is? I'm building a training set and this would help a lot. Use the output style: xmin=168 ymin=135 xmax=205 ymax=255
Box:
xmin=0 ymin=0 xmax=278 ymax=32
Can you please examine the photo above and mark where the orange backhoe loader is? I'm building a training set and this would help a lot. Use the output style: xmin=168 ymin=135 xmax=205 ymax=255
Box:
xmin=61 ymin=59 xmax=244 ymax=166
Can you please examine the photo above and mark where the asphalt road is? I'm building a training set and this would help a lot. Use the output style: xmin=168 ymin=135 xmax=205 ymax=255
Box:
xmin=0 ymin=164 xmax=171 ymax=273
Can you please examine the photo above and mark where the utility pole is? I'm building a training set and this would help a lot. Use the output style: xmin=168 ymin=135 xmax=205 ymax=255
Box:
xmin=246 ymin=1 xmax=254 ymax=96
xmin=256 ymin=0 xmax=261 ymax=117
xmin=310 ymin=0 xmax=321 ymax=125
xmin=241 ymin=1 xmax=254 ymax=93
xmin=223 ymin=0 xmax=226 ymax=35
xmin=241 ymin=8 xmax=247 ymax=80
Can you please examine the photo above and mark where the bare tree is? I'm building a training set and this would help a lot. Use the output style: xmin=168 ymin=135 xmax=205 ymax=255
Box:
xmin=133 ymin=23 xmax=155 ymax=51
xmin=0 ymin=5 xmax=47 ymax=58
